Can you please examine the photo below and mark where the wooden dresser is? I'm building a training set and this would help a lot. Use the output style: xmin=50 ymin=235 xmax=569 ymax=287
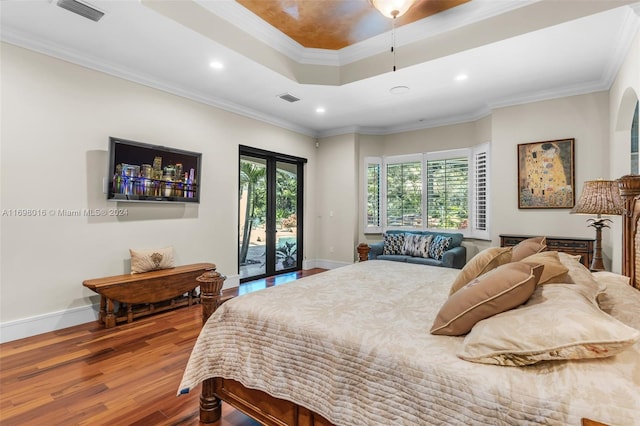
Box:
xmin=499 ymin=234 xmax=594 ymax=269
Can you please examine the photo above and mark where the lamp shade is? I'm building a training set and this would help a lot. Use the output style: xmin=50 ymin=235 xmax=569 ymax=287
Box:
xmin=570 ymin=180 xmax=623 ymax=215
xmin=370 ymin=0 xmax=417 ymax=18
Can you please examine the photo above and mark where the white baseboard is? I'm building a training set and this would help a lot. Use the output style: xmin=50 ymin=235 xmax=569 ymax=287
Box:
xmin=222 ymin=274 xmax=240 ymax=289
xmin=304 ymin=259 xmax=351 ymax=270
xmin=0 ymin=266 xmax=340 ymax=344
xmin=0 ymin=304 xmax=99 ymax=344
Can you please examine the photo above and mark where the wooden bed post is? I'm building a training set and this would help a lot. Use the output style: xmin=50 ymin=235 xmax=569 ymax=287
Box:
xmin=617 ymin=175 xmax=640 ymax=289
xmin=357 ymin=243 xmax=370 ymax=262
xmin=196 ymin=266 xmax=226 ymax=423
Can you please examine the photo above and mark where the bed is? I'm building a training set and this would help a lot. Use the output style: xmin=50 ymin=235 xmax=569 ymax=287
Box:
xmin=179 ymin=174 xmax=640 ymax=426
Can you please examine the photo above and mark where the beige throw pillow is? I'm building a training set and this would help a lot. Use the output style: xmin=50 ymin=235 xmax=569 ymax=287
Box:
xmin=520 ymin=251 xmax=569 ymax=284
xmin=511 ymin=236 xmax=547 ymax=261
xmin=402 ymin=234 xmax=432 ymax=258
xmin=449 ymin=247 xmax=513 ymax=295
xmin=457 ymin=284 xmax=640 ymax=366
xmin=557 ymin=252 xmax=605 ymax=299
xmin=130 ymin=246 xmax=175 ymax=274
xmin=431 ymin=262 xmax=543 ymax=336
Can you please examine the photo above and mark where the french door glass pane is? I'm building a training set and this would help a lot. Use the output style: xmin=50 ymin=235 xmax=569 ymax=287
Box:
xmin=275 ymin=161 xmax=297 ymax=272
xmin=239 ymin=157 xmax=267 ymax=279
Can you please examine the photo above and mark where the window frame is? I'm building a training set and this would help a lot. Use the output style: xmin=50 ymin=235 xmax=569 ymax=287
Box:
xmin=383 ymin=154 xmax=423 ymax=231
xmin=363 ymin=144 xmax=490 ymax=239
xmin=425 ymin=148 xmax=470 ymax=233
xmin=363 ymin=156 xmax=382 ymax=234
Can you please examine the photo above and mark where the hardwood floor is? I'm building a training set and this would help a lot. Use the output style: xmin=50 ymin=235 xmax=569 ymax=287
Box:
xmin=0 ymin=268 xmax=326 ymax=426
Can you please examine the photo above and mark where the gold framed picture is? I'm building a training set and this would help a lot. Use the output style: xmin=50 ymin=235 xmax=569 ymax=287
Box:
xmin=517 ymin=138 xmax=575 ymax=209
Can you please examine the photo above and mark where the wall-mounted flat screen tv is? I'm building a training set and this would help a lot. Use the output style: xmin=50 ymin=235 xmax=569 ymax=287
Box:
xmin=107 ymin=137 xmax=202 ymax=203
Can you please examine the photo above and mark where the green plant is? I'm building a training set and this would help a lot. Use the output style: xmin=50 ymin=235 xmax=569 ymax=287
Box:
xmin=276 ymin=241 xmax=297 ymax=268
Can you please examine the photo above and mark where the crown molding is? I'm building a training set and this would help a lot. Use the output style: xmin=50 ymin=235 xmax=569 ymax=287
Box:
xmin=601 ymin=5 xmax=640 ymax=87
xmin=3 ymin=0 xmax=637 ymax=140
xmin=195 ymin=0 xmax=538 ymax=67
xmin=0 ymin=26 xmax=317 ymax=138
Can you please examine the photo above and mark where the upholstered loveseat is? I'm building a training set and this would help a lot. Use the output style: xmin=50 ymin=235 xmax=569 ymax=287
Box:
xmin=360 ymin=230 xmax=467 ymax=269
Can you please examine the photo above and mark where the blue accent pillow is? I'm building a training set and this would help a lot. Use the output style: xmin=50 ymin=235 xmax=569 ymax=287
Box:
xmin=428 ymin=235 xmax=452 ymax=260
xmin=383 ymin=233 xmax=405 ymax=255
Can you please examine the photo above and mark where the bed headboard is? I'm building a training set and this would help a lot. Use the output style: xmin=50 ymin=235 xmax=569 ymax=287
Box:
xmin=618 ymin=174 xmax=640 ymax=289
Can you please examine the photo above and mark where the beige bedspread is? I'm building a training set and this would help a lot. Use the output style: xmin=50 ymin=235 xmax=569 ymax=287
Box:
xmin=178 ymin=260 xmax=640 ymax=425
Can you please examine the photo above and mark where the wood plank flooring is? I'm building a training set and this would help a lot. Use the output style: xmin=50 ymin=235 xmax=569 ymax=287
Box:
xmin=0 ymin=269 xmax=326 ymax=426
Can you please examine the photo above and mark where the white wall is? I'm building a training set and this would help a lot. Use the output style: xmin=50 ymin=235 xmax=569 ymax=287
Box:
xmin=491 ymin=92 xmax=615 ymax=266
xmin=2 ymin=17 xmax=638 ymax=341
xmin=0 ymin=43 xmax=317 ymax=340
xmin=315 ymin=134 xmax=358 ymax=266
xmin=355 ymin=93 xmax=616 ymax=266
xmin=356 ymin=117 xmax=494 ymax=258
xmin=609 ymin=29 xmax=640 ymax=273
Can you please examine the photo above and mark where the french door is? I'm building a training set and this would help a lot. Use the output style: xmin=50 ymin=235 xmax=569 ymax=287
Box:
xmin=238 ymin=146 xmax=305 ymax=282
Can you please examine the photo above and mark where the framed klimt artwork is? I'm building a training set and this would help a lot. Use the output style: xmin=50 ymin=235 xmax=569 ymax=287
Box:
xmin=517 ymin=138 xmax=575 ymax=209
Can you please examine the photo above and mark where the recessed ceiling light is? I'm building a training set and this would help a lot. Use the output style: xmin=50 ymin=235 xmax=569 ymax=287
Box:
xmin=455 ymin=74 xmax=468 ymax=81
xmin=389 ymin=86 xmax=410 ymax=94
xmin=209 ymin=61 xmax=224 ymax=70
xmin=316 ymin=107 xmax=326 ymax=114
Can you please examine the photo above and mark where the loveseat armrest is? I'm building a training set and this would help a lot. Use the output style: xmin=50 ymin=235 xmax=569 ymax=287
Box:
xmin=368 ymin=241 xmax=384 ymax=260
xmin=441 ymin=246 xmax=466 ymax=269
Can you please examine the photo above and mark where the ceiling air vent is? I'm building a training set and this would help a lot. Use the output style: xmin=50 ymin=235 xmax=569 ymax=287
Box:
xmin=278 ymin=93 xmax=301 ymax=103
xmin=57 ymin=0 xmax=105 ymax=22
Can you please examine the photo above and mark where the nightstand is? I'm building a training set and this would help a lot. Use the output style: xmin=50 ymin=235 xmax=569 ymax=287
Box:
xmin=500 ymin=234 xmax=594 ymax=269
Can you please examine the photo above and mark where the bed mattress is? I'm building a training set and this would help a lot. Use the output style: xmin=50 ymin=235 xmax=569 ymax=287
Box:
xmin=179 ymin=260 xmax=640 ymax=425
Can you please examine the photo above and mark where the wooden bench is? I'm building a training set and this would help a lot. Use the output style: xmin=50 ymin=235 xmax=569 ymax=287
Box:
xmin=83 ymin=262 xmax=215 ymax=328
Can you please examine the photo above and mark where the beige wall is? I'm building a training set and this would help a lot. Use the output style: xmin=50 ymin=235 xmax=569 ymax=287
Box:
xmin=0 ymin=43 xmax=316 ymax=336
xmin=315 ymin=134 xmax=358 ymax=265
xmin=2 ymin=21 xmax=638 ymax=339
xmin=355 ymin=93 xmax=615 ymax=266
xmin=609 ymin=30 xmax=640 ymax=272
xmin=491 ymin=92 xmax=612 ymax=262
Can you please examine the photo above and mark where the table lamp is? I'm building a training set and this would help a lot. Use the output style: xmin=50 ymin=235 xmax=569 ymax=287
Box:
xmin=570 ymin=179 xmax=623 ymax=271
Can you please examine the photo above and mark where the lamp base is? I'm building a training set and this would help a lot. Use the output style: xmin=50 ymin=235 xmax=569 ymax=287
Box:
xmin=589 ymin=221 xmax=607 ymax=272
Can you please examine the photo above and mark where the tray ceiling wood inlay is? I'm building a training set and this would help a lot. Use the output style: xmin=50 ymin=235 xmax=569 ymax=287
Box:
xmin=236 ymin=0 xmax=470 ymax=50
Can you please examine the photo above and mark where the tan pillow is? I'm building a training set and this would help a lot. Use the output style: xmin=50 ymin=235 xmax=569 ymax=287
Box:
xmin=130 ymin=246 xmax=175 ymax=274
xmin=511 ymin=236 xmax=547 ymax=261
xmin=520 ymin=251 xmax=569 ymax=284
xmin=431 ymin=262 xmax=543 ymax=336
xmin=449 ymin=247 xmax=512 ymax=295
xmin=457 ymin=284 xmax=640 ymax=366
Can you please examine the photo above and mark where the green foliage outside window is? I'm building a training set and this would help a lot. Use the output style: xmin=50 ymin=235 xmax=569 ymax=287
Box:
xmin=386 ymin=161 xmax=422 ymax=227
xmin=427 ymin=158 xmax=468 ymax=230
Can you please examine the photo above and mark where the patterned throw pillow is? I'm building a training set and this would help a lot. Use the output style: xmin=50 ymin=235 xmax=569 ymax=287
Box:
xmin=130 ymin=246 xmax=175 ymax=274
xmin=402 ymin=234 xmax=432 ymax=258
xmin=428 ymin=235 xmax=452 ymax=260
xmin=382 ymin=233 xmax=405 ymax=255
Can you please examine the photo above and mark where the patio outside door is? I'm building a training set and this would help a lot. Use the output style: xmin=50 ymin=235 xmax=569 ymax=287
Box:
xmin=239 ymin=146 xmax=305 ymax=282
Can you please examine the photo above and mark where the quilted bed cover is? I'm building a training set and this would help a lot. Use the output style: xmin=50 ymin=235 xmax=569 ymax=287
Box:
xmin=178 ymin=260 xmax=640 ymax=425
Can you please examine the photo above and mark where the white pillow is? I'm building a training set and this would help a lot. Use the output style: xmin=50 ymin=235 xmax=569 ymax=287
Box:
xmin=130 ymin=246 xmax=175 ymax=274
xmin=457 ymin=284 xmax=640 ymax=366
